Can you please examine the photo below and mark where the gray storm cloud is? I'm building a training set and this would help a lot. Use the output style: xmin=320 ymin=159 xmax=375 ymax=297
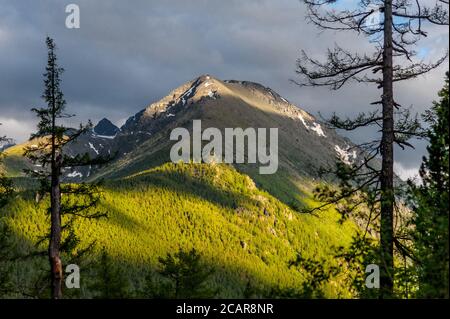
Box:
xmin=0 ymin=0 xmax=448 ymax=179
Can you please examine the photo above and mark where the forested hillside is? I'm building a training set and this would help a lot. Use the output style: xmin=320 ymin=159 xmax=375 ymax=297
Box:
xmin=1 ymin=162 xmax=356 ymax=298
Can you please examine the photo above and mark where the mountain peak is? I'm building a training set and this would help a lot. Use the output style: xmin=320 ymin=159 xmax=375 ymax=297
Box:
xmin=197 ymin=74 xmax=214 ymax=81
xmin=88 ymin=74 xmax=364 ymax=185
xmin=93 ymin=118 xmax=120 ymax=136
xmin=120 ymin=75 xmax=317 ymax=136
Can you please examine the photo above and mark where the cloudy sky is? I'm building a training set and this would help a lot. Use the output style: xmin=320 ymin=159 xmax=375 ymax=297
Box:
xmin=0 ymin=0 xmax=448 ymax=179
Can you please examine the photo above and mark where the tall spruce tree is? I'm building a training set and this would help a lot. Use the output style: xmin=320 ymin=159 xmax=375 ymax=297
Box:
xmin=25 ymin=37 xmax=108 ymax=299
xmin=0 ymin=129 xmax=14 ymax=296
xmin=0 ymin=132 xmax=13 ymax=208
xmin=150 ymin=249 xmax=215 ymax=299
xmin=411 ymin=72 xmax=449 ymax=298
xmin=294 ymin=0 xmax=448 ymax=297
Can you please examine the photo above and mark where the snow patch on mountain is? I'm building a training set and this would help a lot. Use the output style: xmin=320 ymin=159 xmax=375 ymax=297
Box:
xmin=88 ymin=142 xmax=99 ymax=155
xmin=298 ymin=114 xmax=326 ymax=137
xmin=180 ymin=84 xmax=197 ymax=104
xmin=334 ymin=145 xmax=357 ymax=165
xmin=298 ymin=114 xmax=309 ymax=130
xmin=310 ymin=123 xmax=326 ymax=137
xmin=93 ymin=133 xmax=116 ymax=140
xmin=68 ymin=171 xmax=83 ymax=178
xmin=208 ymin=90 xmax=217 ymax=99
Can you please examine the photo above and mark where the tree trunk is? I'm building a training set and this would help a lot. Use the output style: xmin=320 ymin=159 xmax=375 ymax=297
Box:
xmin=380 ymin=0 xmax=395 ymax=298
xmin=49 ymin=153 xmax=63 ymax=299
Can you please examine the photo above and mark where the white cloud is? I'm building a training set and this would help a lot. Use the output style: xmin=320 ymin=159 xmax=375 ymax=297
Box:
xmin=394 ymin=161 xmax=420 ymax=182
xmin=0 ymin=117 xmax=35 ymax=143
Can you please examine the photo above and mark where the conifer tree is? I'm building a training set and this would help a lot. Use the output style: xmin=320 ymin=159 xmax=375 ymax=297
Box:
xmin=410 ymin=72 xmax=449 ymax=298
xmin=0 ymin=131 xmax=13 ymax=208
xmin=93 ymin=248 xmax=130 ymax=299
xmin=25 ymin=37 xmax=108 ymax=299
xmin=295 ymin=0 xmax=448 ymax=297
xmin=0 ymin=129 xmax=14 ymax=296
xmin=153 ymin=249 xmax=215 ymax=298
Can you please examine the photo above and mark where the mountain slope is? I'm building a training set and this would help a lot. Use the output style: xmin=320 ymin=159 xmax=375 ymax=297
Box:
xmin=3 ymin=162 xmax=356 ymax=298
xmin=91 ymin=75 xmax=360 ymax=207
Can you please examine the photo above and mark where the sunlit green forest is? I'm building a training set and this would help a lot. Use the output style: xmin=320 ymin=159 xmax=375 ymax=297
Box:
xmin=1 ymin=162 xmax=358 ymax=298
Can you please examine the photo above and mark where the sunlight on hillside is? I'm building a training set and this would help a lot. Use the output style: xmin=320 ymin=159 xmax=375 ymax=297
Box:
xmin=3 ymin=162 xmax=357 ymax=298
